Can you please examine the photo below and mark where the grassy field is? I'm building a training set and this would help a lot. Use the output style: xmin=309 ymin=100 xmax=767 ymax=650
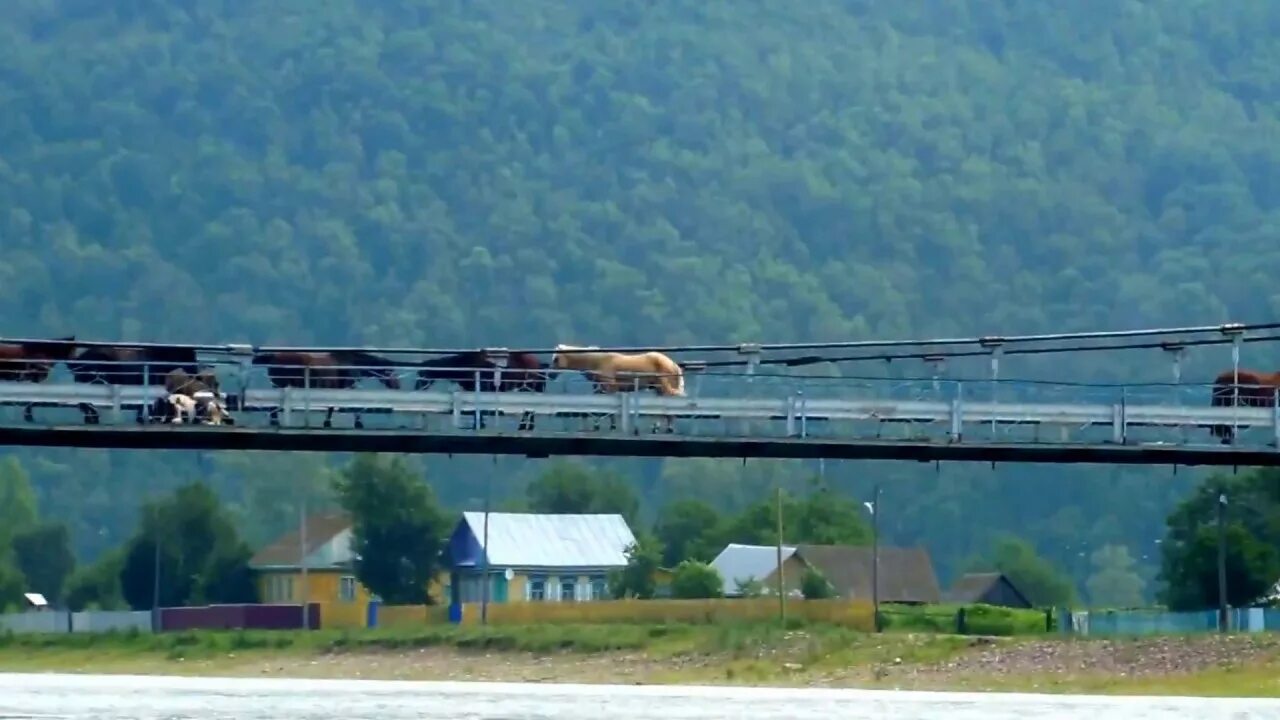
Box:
xmin=0 ymin=620 xmax=1277 ymax=697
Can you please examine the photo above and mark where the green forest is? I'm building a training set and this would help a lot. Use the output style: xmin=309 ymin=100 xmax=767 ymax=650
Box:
xmin=1 ymin=0 xmax=1279 ymax=605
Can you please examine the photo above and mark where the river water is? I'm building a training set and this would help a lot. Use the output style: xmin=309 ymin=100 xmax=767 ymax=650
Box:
xmin=0 ymin=673 xmax=1275 ymax=719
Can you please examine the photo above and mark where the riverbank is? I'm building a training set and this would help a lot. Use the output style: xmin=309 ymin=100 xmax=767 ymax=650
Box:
xmin=0 ymin=623 xmax=1276 ymax=697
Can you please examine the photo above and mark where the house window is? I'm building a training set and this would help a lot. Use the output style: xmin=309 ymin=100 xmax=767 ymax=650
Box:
xmin=560 ymin=579 xmax=577 ymax=602
xmin=339 ymin=576 xmax=357 ymax=603
xmin=590 ymin=576 xmax=607 ymax=601
xmin=529 ymin=576 xmax=546 ymax=601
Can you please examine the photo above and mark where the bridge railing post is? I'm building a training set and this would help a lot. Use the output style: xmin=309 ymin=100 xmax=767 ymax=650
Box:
xmin=980 ymin=337 xmax=1004 ymax=439
xmin=302 ymin=365 xmax=311 ymax=428
xmin=949 ymin=385 xmax=962 ymax=443
xmin=1272 ymin=386 xmax=1280 ymax=449
xmin=1222 ymin=323 xmax=1245 ymax=442
xmin=473 ymin=369 xmax=482 ymax=430
xmin=738 ymin=343 xmax=761 ymax=384
xmin=1162 ymin=342 xmax=1185 ymax=444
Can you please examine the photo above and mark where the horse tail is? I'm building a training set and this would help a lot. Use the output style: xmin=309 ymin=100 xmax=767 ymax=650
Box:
xmin=653 ymin=353 xmax=685 ymax=396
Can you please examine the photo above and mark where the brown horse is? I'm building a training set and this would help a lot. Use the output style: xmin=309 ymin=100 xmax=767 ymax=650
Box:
xmin=68 ymin=344 xmax=202 ymax=424
xmin=415 ymin=351 xmax=549 ymax=430
xmin=251 ymin=350 xmax=403 ymax=429
xmin=0 ymin=336 xmax=77 ymax=422
xmin=1209 ymin=369 xmax=1280 ymax=444
xmin=551 ymin=344 xmax=685 ymax=433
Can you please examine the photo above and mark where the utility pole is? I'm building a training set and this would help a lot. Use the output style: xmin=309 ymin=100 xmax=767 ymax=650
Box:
xmin=1217 ymin=491 xmax=1228 ymax=633
xmin=871 ymin=484 xmax=881 ymax=633
xmin=775 ymin=485 xmax=786 ymax=624
xmin=481 ymin=466 xmax=492 ymax=625
xmin=151 ymin=502 xmax=161 ymax=633
xmin=300 ymin=499 xmax=310 ymax=631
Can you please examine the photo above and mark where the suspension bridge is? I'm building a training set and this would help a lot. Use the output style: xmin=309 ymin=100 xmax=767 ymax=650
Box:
xmin=0 ymin=322 xmax=1278 ymax=466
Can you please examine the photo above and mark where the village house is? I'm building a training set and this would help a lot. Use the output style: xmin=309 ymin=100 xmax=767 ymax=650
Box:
xmin=710 ymin=542 xmax=943 ymax=604
xmin=443 ymin=511 xmax=637 ymax=605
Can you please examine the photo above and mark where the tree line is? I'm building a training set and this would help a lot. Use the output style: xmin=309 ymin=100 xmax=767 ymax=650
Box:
xmin=0 ymin=450 xmax=1193 ymax=614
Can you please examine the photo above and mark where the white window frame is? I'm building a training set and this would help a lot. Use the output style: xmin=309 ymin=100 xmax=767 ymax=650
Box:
xmin=339 ymin=575 xmax=357 ymax=603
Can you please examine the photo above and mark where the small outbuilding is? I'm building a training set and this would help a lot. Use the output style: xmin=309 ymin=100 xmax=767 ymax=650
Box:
xmin=945 ymin=572 xmax=1033 ymax=609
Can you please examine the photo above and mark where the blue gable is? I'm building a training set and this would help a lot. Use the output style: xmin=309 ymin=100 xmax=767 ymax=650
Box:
xmin=445 ymin=517 xmax=485 ymax=569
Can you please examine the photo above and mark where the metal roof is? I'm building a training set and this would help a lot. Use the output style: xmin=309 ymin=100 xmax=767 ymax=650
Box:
xmin=711 ymin=543 xmax=797 ymax=595
xmin=461 ymin=512 xmax=637 ymax=569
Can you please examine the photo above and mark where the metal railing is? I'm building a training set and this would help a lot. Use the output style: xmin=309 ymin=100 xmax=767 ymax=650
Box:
xmin=0 ymin=358 xmax=1274 ymax=451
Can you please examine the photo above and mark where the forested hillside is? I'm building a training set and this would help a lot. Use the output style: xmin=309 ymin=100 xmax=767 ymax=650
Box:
xmin=1 ymin=0 xmax=1278 ymax=599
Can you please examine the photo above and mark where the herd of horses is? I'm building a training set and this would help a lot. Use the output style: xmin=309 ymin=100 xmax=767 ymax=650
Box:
xmin=0 ymin=338 xmax=688 ymax=432
xmin=0 ymin=336 xmax=1275 ymax=442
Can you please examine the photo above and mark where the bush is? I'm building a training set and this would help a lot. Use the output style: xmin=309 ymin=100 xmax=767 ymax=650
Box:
xmin=670 ymin=560 xmax=724 ymax=599
xmin=800 ymin=567 xmax=835 ymax=599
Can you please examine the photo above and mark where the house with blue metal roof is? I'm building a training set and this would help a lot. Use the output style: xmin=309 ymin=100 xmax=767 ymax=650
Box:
xmin=443 ymin=511 xmax=637 ymax=606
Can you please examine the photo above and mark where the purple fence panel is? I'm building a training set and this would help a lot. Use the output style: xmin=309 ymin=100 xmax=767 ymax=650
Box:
xmin=159 ymin=603 xmax=320 ymax=631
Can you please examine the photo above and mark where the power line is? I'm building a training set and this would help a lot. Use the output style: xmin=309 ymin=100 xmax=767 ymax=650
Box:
xmin=694 ymin=332 xmax=1280 ymax=369
xmin=0 ymin=320 xmax=1272 ymax=359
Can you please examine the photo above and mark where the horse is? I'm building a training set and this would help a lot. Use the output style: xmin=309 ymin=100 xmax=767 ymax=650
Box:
xmin=550 ymin=344 xmax=685 ymax=433
xmin=0 ymin=336 xmax=77 ymax=422
xmin=1209 ymin=368 xmax=1280 ymax=444
xmin=251 ymin=350 xmax=403 ymax=429
xmin=150 ymin=391 xmax=231 ymax=426
xmin=415 ymin=351 xmax=549 ymax=430
xmin=147 ymin=368 xmax=232 ymax=426
xmin=67 ymin=345 xmax=201 ymax=424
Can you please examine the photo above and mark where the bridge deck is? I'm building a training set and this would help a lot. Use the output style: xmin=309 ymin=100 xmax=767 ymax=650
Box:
xmin=0 ymin=367 xmax=1274 ymax=464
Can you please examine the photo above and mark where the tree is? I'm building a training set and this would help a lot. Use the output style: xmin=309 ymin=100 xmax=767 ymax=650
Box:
xmin=119 ymin=482 xmax=258 ymax=609
xmin=670 ymin=560 xmax=723 ymax=599
xmin=719 ymin=487 xmax=872 ymax=548
xmin=0 ymin=457 xmax=38 ymax=545
xmin=525 ymin=460 xmax=640 ymax=525
xmin=0 ymin=561 xmax=24 ymax=613
xmin=1085 ymin=544 xmax=1146 ymax=608
xmin=977 ymin=535 xmax=1077 ymax=607
xmin=1159 ymin=471 xmax=1280 ymax=611
xmin=10 ymin=521 xmax=76 ymax=605
xmin=654 ymin=499 xmax=723 ymax=567
xmin=333 ymin=454 xmax=447 ymax=604
xmin=63 ymin=549 xmax=125 ymax=611
xmin=609 ymin=535 xmax=662 ymax=599
xmin=801 ymin=566 xmax=836 ymax=599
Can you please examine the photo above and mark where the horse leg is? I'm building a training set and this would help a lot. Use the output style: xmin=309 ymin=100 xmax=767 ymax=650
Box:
xmin=22 ymin=403 xmax=34 ymax=423
xmin=323 ymin=407 xmax=335 ymax=429
xmin=78 ymin=403 xmax=99 ymax=425
xmin=354 ymin=411 xmax=364 ymax=430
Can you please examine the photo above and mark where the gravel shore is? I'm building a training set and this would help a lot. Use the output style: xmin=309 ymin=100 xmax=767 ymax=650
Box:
xmin=236 ymin=632 xmax=1280 ymax=691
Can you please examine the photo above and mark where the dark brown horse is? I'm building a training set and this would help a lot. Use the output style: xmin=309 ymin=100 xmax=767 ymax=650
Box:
xmin=68 ymin=344 xmax=202 ymax=424
xmin=1209 ymin=368 xmax=1280 ymax=444
xmin=415 ymin=351 xmax=548 ymax=430
xmin=69 ymin=345 xmax=200 ymax=385
xmin=0 ymin=336 xmax=77 ymax=422
xmin=252 ymin=350 xmax=403 ymax=429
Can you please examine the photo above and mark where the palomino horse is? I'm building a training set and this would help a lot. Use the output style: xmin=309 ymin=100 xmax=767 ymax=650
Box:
xmin=68 ymin=344 xmax=201 ymax=424
xmin=550 ymin=344 xmax=685 ymax=433
xmin=415 ymin=351 xmax=549 ymax=430
xmin=0 ymin=336 xmax=77 ymax=422
xmin=1209 ymin=368 xmax=1280 ymax=444
xmin=251 ymin=350 xmax=403 ymax=429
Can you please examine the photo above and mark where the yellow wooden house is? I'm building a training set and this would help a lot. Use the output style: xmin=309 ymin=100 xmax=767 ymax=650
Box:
xmin=249 ymin=511 xmax=375 ymax=629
